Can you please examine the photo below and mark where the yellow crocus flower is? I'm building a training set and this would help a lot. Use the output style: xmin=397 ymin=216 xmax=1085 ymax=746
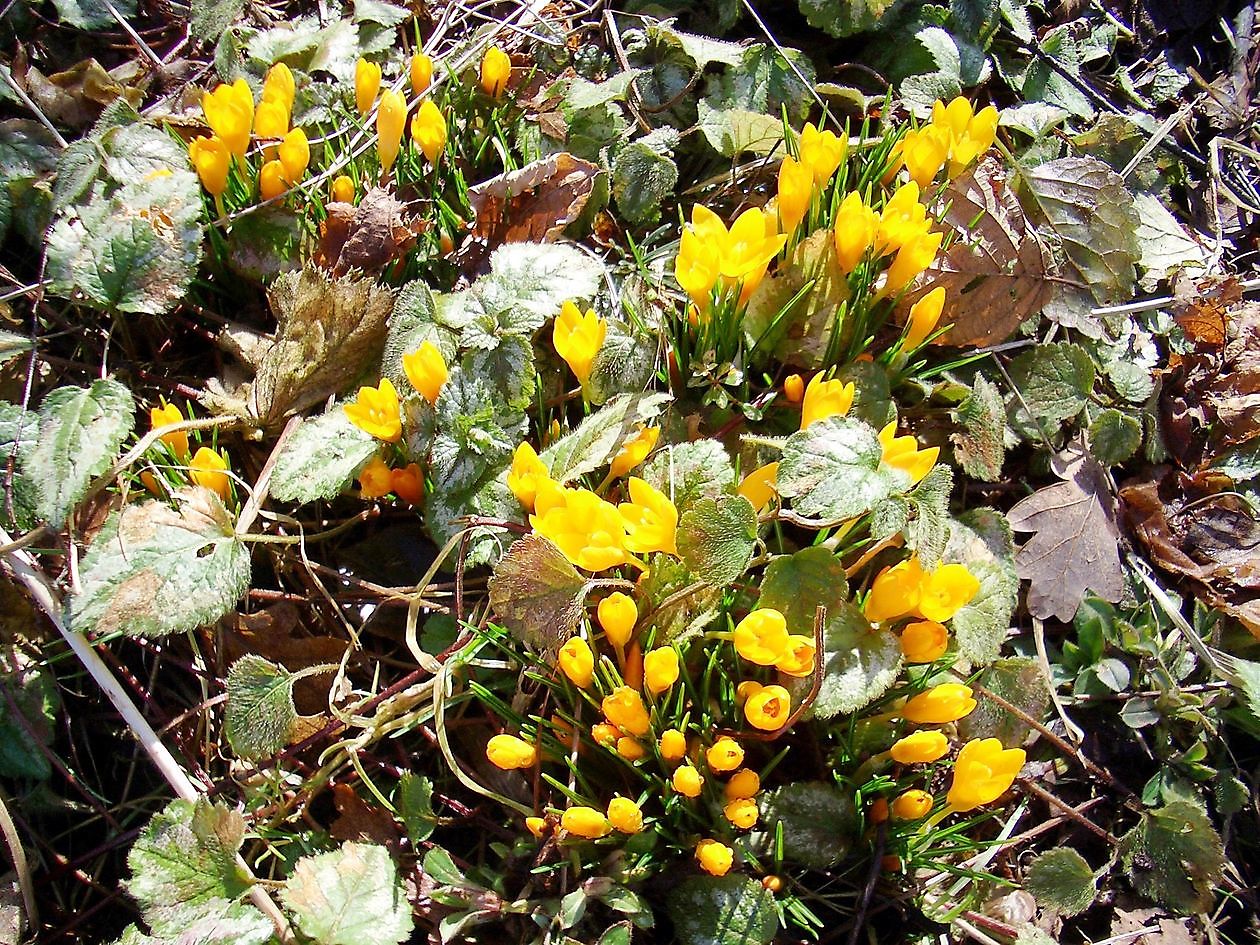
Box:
xmin=899 ymin=619 xmax=949 ymax=662
xmin=695 ymin=839 xmax=733 ymax=876
xmin=606 ymin=797 xmax=643 ymax=834
xmin=343 ymin=378 xmax=402 ymax=442
xmin=262 ymin=62 xmax=295 ymax=112
xmin=277 ymin=128 xmax=309 ymax=183
xmin=879 ymin=420 xmax=940 ymax=485
xmin=201 ymin=80 xmax=252 ymax=159
xmin=259 ymin=159 xmax=286 ymax=201
xmin=402 ymin=340 xmax=447 ymax=404
xmin=561 ymin=806 xmax=611 ymax=839
xmin=530 ymin=483 xmax=627 ymax=572
xmin=149 ymin=400 xmax=188 ymax=458
xmin=331 ymin=174 xmax=355 ymax=203
xmin=736 ymin=462 xmax=779 ymax=511
xmin=833 ymin=191 xmax=878 ymax=274
xmin=864 ymin=556 xmax=926 ymax=623
xmin=558 ymin=636 xmax=594 ymax=688
xmin=618 ymin=477 xmax=677 ymax=556
xmin=776 ymin=154 xmax=813 ymax=235
xmin=945 ymin=738 xmax=1026 ymax=812
xmin=798 ymin=121 xmax=846 ymax=188
xmin=800 ymin=373 xmax=855 ymax=430
xmin=506 ymin=441 xmax=551 ymax=511
xmin=552 ymin=300 xmax=606 ymax=387
xmin=900 ymin=124 xmax=951 ymax=189
xmin=892 ymin=789 xmax=934 ymax=819
xmin=917 ymin=564 xmax=980 ymax=622
xmin=254 ymin=97 xmax=289 ymax=139
xmin=884 ymin=230 xmax=943 ymax=294
xmin=410 ymin=100 xmax=447 ymax=164
xmin=485 ymin=733 xmax=536 ymax=769
xmin=674 ymin=225 xmax=720 ymax=309
xmin=597 ymin=592 xmax=637 ymax=647
xmin=643 ymin=646 xmax=679 ymax=695
xmin=354 ymin=58 xmax=381 ymax=117
xmin=188 ymin=136 xmax=231 ymax=197
xmin=609 ymin=425 xmax=658 ymax=478
xmin=602 ymin=686 xmax=650 ymax=736
xmin=357 ymin=454 xmax=392 ymax=499
xmin=718 ymin=206 xmax=786 ymax=300
xmin=889 ymin=730 xmax=949 ymax=764
xmin=744 ymin=685 xmax=792 ymax=731
xmin=733 ymin=608 xmax=790 ymax=665
xmin=903 ymin=286 xmax=946 ymax=350
xmin=706 ymin=736 xmax=744 ymax=772
xmin=876 ymin=181 xmax=932 ymax=255
xmin=410 ymin=52 xmax=433 ymax=96
xmin=775 ymin=634 xmax=816 ymax=678
xmin=189 ymin=447 xmax=231 ymax=501
xmin=901 ymin=683 xmax=977 ymax=724
xmin=480 ymin=45 xmax=511 ymax=97
xmin=376 ymin=89 xmax=406 ymax=173
xmin=672 ymin=764 xmax=704 ymax=797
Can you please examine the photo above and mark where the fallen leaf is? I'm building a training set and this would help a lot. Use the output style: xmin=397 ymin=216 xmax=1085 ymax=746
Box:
xmin=487 ymin=534 xmax=590 ymax=651
xmin=1007 ymin=443 xmax=1124 ymax=621
xmin=458 ymin=152 xmax=601 ymax=269
xmin=331 ymin=783 xmax=402 ymax=853
xmin=317 ymin=187 xmax=426 ymax=277
xmin=908 ymin=157 xmax=1053 ymax=347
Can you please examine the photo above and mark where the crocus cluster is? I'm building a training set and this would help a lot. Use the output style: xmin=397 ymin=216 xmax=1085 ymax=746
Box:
xmin=143 ymin=401 xmax=233 ymax=504
xmin=893 ymin=97 xmax=1000 ymax=189
xmin=354 ymin=54 xmax=450 ymax=177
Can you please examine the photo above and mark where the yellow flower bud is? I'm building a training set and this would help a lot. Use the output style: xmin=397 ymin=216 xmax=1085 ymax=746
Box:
xmin=558 ymin=636 xmax=594 ymax=689
xmin=402 ymin=340 xmax=448 ymax=404
xmin=486 ymin=733 xmax=536 ymax=770
xmin=735 ymin=680 xmax=763 ymax=705
xmin=602 ymin=686 xmax=650 ymax=737
xmin=480 ymin=45 xmax=511 ymax=97
xmin=884 ymin=230 xmax=943 ymax=294
xmin=189 ymin=446 xmax=231 ymax=501
xmin=744 ymin=685 xmax=791 ymax=731
xmin=878 ymin=422 xmax=941 ymax=487
xmin=643 ymin=646 xmax=679 ymax=695
xmin=891 ymin=789 xmax=934 ymax=820
xmin=591 ymin=722 xmax=621 ymax=747
xmin=277 ymin=128 xmax=309 ymax=183
xmin=607 ymin=796 xmax=643 ymax=833
xmin=507 ymin=442 xmax=550 ymax=512
xmin=343 ymin=378 xmax=402 ymax=442
xmin=201 ymin=80 xmax=252 ymax=159
xmin=833 ymin=191 xmax=878 ymax=274
xmin=357 ymin=455 xmax=392 ymax=499
xmin=376 ymin=89 xmax=406 ymax=173
xmin=695 ymin=839 xmax=733 ymax=876
xmin=800 ymin=373 xmax=856 ymax=430
xmin=263 ymin=63 xmax=295 ymax=111
xmin=762 ymin=875 xmax=783 ymax=892
xmin=733 ymin=609 xmax=790 ymax=666
xmin=672 ymin=764 xmax=704 ymax=797
xmin=597 ymin=592 xmax=637 ymax=647
xmin=736 ymin=462 xmax=779 ymax=512
xmin=616 ymin=736 xmax=646 ymax=761
xmin=331 ymin=174 xmax=355 ymax=204
xmin=946 ymin=738 xmax=1026 ymax=812
xmin=410 ymin=52 xmax=433 ymax=96
xmin=783 ymin=374 xmax=805 ymax=403
xmin=355 ymin=58 xmax=381 ymax=117
xmin=658 ymin=728 xmax=687 ymax=762
xmin=525 ymin=815 xmax=548 ymax=838
xmin=917 ymin=564 xmax=980 ymax=623
xmin=410 ymin=100 xmax=447 ymax=164
xmin=609 ymin=425 xmax=659 ymax=478
xmin=901 ymin=683 xmax=977 ymax=724
xmin=254 ymin=98 xmax=289 ymax=139
xmin=188 ymin=136 xmax=230 ymax=197
xmin=706 ymin=737 xmax=744 ymax=773
xmin=553 ymin=300 xmax=606 ymax=388
xmin=149 ymin=401 xmax=188 ymax=458
xmin=259 ymin=159 xmax=286 ymax=201
xmin=724 ymin=798 xmax=759 ymax=829
xmin=900 ymin=124 xmax=951 ymax=189
xmin=799 ymin=121 xmax=846 ymax=188
xmin=900 ymin=620 xmax=948 ymax=663
xmin=776 ymin=154 xmax=812 ymax=234
xmin=889 ymin=729 xmax=950 ymax=764
xmin=724 ymin=768 xmax=760 ymax=800
xmin=864 ymin=556 xmax=926 ymax=623
xmin=903 ymin=286 xmax=946 ymax=350
xmin=561 ymin=806 xmax=610 ymax=839
xmin=390 ymin=463 xmax=424 ymax=506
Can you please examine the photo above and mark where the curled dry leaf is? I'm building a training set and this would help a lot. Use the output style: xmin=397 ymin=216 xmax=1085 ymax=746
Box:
xmin=906 ymin=156 xmax=1053 ymax=347
xmin=1007 ymin=443 xmax=1124 ymax=621
xmin=317 ymin=187 xmax=426 ymax=277
xmin=457 ymin=152 xmax=601 ymax=270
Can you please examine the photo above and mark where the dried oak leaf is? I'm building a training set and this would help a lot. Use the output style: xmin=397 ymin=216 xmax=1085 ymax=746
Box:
xmin=317 ymin=187 xmax=426 ymax=277
xmin=1007 ymin=444 xmax=1124 ymax=621
xmin=457 ymin=152 xmax=601 ymax=270
xmin=906 ymin=156 xmax=1053 ymax=347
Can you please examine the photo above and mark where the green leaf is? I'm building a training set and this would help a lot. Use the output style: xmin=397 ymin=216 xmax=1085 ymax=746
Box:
xmin=463 ymin=335 xmax=536 ymax=414
xmin=542 ymin=393 xmax=671 ymax=485
xmin=53 ymin=139 xmax=103 ymax=212
xmin=47 ymin=169 xmax=202 ymax=316
xmin=758 ymin=546 xmax=848 ymax=636
xmin=1008 ymin=342 xmax=1096 ymax=423
xmin=1119 ymin=801 xmax=1225 ymax=914
xmin=1133 ymin=192 xmax=1206 ymax=290
xmin=666 ymin=875 xmax=778 ymax=945
xmin=676 ymin=496 xmax=757 ymax=587
xmin=100 ymin=124 xmax=190 ymax=190
xmin=0 ymin=403 xmax=40 ymax=530
xmin=49 ymin=0 xmax=133 ymax=29
xmin=640 ymin=553 xmax=722 ymax=644
xmin=642 ymin=440 xmax=735 ymax=515
xmin=126 ymin=799 xmax=248 ymax=917
xmin=586 ymin=325 xmax=658 ymax=407
xmin=900 ymin=26 xmax=962 ymax=116
xmin=796 ymin=0 xmax=906 ymax=37
xmin=429 ymin=370 xmax=526 ymax=495
xmin=488 ymin=535 xmax=588 ymax=650
xmin=952 ymin=373 xmax=1006 ymax=481
xmin=696 ymin=100 xmax=783 ymax=157
xmin=808 ymin=601 xmax=902 ymax=718
xmin=71 ymin=489 xmax=251 ymax=638
xmin=424 ymin=469 xmax=520 ymax=569
xmin=942 ymin=509 xmax=1019 ymax=664
xmin=271 ymin=410 xmax=379 ymax=505
xmin=1025 ymin=848 xmax=1097 ymax=916
xmin=396 ymin=773 xmax=435 ymax=845
xmin=777 ymin=416 xmax=901 ymax=522
xmin=612 ymin=136 xmax=678 ymax=227
xmin=282 ymin=842 xmax=413 ymax=945
xmin=958 ymin=658 xmax=1051 ymax=747
xmin=25 ymin=378 xmax=134 ymax=527
xmin=224 ymin=655 xmax=299 ymax=760
xmin=906 ymin=464 xmax=952 ymax=569
xmin=133 ymin=898 xmax=274 ymax=944
xmin=756 ymin=782 xmax=857 ymax=869
xmin=1017 ymin=156 xmax=1140 ymax=334
xmin=191 ymin=0 xmax=245 ymax=41
xmin=0 ymin=644 xmax=60 ymax=780
xmin=1088 ymin=408 xmax=1141 ymax=466
xmin=351 ymin=0 xmax=408 ymax=26
xmin=564 ymin=71 xmax=643 ymax=110
xmin=421 ymin=846 xmax=467 ymax=886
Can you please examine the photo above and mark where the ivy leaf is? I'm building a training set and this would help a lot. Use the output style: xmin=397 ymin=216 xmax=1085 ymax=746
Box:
xmin=808 ymin=601 xmax=902 ymax=718
xmin=270 ymin=410 xmax=378 ymax=505
xmin=1017 ymin=155 xmax=1141 ymax=335
xmin=943 ymin=509 xmax=1021 ymax=664
xmin=951 ymin=373 xmax=1006 ymax=481
xmin=1007 ymin=446 xmax=1123 ymax=622
xmin=1007 ymin=342 xmax=1096 ymax=424
xmin=464 ymin=336 xmax=536 ymax=414
xmin=642 ymin=440 xmax=735 ymax=515
xmin=542 ymin=393 xmax=671 ymax=484
xmin=71 ymin=488 xmax=251 ymax=638
xmin=429 ymin=370 xmax=526 ymax=495
xmin=1025 ymin=849 xmax=1097 ymax=917
xmin=1119 ymin=801 xmax=1225 ymax=915
xmin=758 ymin=546 xmax=848 ymax=636
xmin=677 ymin=496 xmax=757 ymax=587
xmin=1088 ymin=408 xmax=1142 ymax=466
xmin=125 ymin=799 xmax=248 ymax=917
xmin=777 ymin=416 xmax=901 ymax=522
xmin=395 ymin=773 xmax=435 ymax=845
xmin=224 ymin=656 xmax=300 ymax=761
xmin=586 ymin=325 xmax=657 ymax=407
xmin=755 ymin=782 xmax=857 ymax=869
xmin=666 ymin=875 xmax=778 ymax=945
xmin=24 ymin=378 xmax=134 ymax=527
xmin=282 ymin=842 xmax=414 ymax=945
xmin=488 ymin=535 xmax=589 ymax=651
xmin=640 ymin=553 xmax=722 ymax=644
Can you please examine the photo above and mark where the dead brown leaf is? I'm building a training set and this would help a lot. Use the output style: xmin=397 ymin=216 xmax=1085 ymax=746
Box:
xmin=458 ymin=152 xmax=601 ymax=270
xmin=906 ymin=156 xmax=1054 ymax=347
xmin=1007 ymin=443 xmax=1124 ymax=621
xmin=12 ymin=51 xmax=144 ymax=129
xmin=317 ymin=187 xmax=426 ymax=278
xmin=330 ymin=783 xmax=402 ymax=853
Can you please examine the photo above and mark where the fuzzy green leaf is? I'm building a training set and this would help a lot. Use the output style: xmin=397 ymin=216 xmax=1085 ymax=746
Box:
xmin=612 ymin=137 xmax=678 ymax=226
xmin=796 ymin=0 xmax=906 ymax=37
xmin=642 ymin=440 xmax=735 ymax=515
xmin=396 ymin=773 xmax=435 ymax=845
xmin=1008 ymin=342 xmax=1096 ymax=423
xmin=71 ymin=488 xmax=251 ymax=638
xmin=808 ymin=601 xmax=902 ymax=718
xmin=0 ymin=403 xmax=40 ymax=530
xmin=958 ymin=658 xmax=1051 ymax=747
xmin=906 ymin=464 xmax=953 ymax=568
xmin=542 ymin=393 xmax=671 ymax=485
xmin=224 ymin=655 xmax=299 ymax=761
xmin=25 ymin=378 xmax=134 ymax=527
xmin=942 ymin=509 xmax=1020 ymax=664
xmin=756 ymin=782 xmax=857 ymax=869
xmin=952 ymin=373 xmax=1006 ymax=481
xmin=666 ymin=875 xmax=778 ymax=945
xmin=488 ymin=535 xmax=589 ymax=650
xmin=125 ymin=799 xmax=248 ymax=917
xmin=677 ymin=495 xmax=757 ymax=586
xmin=282 ymin=842 xmax=414 ymax=945
xmin=585 ymin=325 xmax=657 ymax=406
xmin=0 ymin=644 xmax=60 ymax=780
xmin=1119 ymin=801 xmax=1224 ymax=915
xmin=270 ymin=410 xmax=379 ymax=505
xmin=1088 ymin=408 xmax=1141 ymax=466
xmin=777 ymin=416 xmax=901 ymax=522
xmin=758 ymin=546 xmax=848 ymax=636
xmin=1025 ymin=848 xmax=1097 ymax=916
